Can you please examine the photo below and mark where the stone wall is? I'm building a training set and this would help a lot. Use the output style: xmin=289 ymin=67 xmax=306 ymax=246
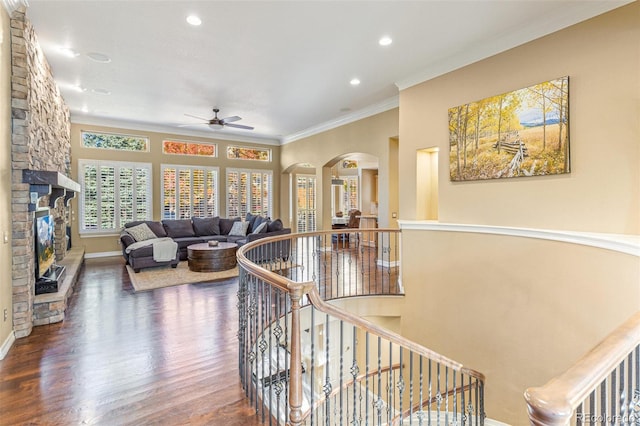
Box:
xmin=10 ymin=8 xmax=71 ymax=337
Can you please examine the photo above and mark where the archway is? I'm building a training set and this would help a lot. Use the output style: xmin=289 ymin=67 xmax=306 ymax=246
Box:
xmin=323 ymin=153 xmax=379 ymax=231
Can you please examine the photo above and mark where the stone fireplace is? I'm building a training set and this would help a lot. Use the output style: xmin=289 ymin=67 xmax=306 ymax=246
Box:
xmin=10 ymin=8 xmax=81 ymax=337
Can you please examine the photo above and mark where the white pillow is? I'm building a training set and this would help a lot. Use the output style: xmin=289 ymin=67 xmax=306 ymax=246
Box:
xmin=229 ymin=221 xmax=250 ymax=236
xmin=252 ymin=221 xmax=268 ymax=234
xmin=126 ymin=223 xmax=157 ymax=242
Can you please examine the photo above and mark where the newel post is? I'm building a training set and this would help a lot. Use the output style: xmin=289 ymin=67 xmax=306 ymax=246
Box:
xmin=524 ymin=387 xmax=573 ymax=426
xmin=288 ymin=284 xmax=305 ymax=426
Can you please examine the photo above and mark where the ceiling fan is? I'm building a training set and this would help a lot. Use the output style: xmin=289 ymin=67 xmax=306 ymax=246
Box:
xmin=182 ymin=108 xmax=254 ymax=130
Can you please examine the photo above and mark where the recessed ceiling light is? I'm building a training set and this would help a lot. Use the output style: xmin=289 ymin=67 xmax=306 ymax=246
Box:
xmin=81 ymin=106 xmax=89 ymax=113
xmin=59 ymin=47 xmax=80 ymax=58
xmin=72 ymin=85 xmax=87 ymax=92
xmin=87 ymin=52 xmax=111 ymax=63
xmin=379 ymin=36 xmax=392 ymax=46
xmin=186 ymin=15 xmax=202 ymax=26
xmin=91 ymin=88 xmax=111 ymax=95
xmin=350 ymin=78 xmax=361 ymax=86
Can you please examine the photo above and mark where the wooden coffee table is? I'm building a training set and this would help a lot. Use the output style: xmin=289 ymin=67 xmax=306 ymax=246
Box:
xmin=187 ymin=242 xmax=238 ymax=272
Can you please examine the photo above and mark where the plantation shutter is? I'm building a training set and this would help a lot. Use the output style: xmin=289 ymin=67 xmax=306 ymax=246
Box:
xmin=161 ymin=165 xmax=219 ymax=220
xmin=79 ymin=160 xmax=152 ymax=234
xmin=227 ymin=168 xmax=272 ymax=219
xmin=163 ymin=168 xmax=177 ymax=220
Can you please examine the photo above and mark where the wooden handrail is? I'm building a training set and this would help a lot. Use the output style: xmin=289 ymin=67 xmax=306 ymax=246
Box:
xmin=236 ymin=228 xmax=400 ymax=293
xmin=524 ymin=311 xmax=640 ymax=426
xmin=237 ymin=232 xmax=301 ymax=293
xmin=238 ymin=229 xmax=485 ymax=426
xmin=306 ymin=286 xmax=485 ymax=381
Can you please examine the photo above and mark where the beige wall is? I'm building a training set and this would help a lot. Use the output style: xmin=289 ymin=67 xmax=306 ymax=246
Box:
xmin=400 ymin=230 xmax=640 ymax=423
xmin=0 ymin=7 xmax=13 ymax=353
xmin=397 ymin=4 xmax=640 ymax=423
xmin=70 ymin=123 xmax=280 ymax=256
xmin=280 ymin=109 xmax=399 ymax=230
xmin=399 ymin=3 xmax=640 ymax=234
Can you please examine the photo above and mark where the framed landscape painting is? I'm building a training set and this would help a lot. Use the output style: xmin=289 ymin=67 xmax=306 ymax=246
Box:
xmin=449 ymin=76 xmax=570 ymax=181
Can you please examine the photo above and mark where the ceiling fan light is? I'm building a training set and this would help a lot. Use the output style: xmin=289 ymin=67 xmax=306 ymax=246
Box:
xmin=209 ymin=123 xmax=223 ymax=130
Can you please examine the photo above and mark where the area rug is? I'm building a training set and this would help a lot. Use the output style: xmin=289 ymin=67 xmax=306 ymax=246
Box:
xmin=126 ymin=262 xmax=239 ymax=292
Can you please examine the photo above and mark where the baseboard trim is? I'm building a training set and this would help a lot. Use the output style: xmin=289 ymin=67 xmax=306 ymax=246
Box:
xmin=84 ymin=251 xmax=122 ymax=259
xmin=0 ymin=330 xmax=15 ymax=360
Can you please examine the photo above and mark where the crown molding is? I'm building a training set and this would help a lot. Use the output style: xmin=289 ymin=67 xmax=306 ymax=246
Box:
xmin=70 ymin=115 xmax=281 ymax=146
xmin=398 ymin=221 xmax=640 ymax=257
xmin=395 ymin=1 xmax=634 ymax=91
xmin=281 ymin=96 xmax=399 ymax=145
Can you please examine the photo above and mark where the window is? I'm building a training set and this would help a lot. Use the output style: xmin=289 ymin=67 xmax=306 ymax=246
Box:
xmin=296 ymin=175 xmax=316 ymax=233
xmin=78 ymin=160 xmax=152 ymax=234
xmin=81 ymin=131 xmax=149 ymax=152
xmin=161 ymin=165 xmax=219 ymax=219
xmin=162 ymin=140 xmax=217 ymax=157
xmin=227 ymin=145 xmax=271 ymax=161
xmin=343 ymin=176 xmax=359 ymax=212
xmin=227 ymin=169 xmax=272 ymax=218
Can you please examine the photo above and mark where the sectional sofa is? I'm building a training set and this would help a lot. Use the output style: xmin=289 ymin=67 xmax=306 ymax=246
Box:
xmin=120 ymin=214 xmax=291 ymax=272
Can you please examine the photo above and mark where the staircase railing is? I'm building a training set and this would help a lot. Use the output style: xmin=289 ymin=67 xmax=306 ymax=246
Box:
xmin=525 ymin=312 xmax=640 ymax=425
xmin=237 ymin=229 xmax=485 ymax=425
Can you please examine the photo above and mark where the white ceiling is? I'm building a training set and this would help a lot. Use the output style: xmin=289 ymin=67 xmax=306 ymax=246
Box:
xmin=25 ymin=0 xmax=630 ymax=145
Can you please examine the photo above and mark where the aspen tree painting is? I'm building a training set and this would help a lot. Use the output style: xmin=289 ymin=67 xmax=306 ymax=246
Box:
xmin=449 ymin=76 xmax=569 ymax=181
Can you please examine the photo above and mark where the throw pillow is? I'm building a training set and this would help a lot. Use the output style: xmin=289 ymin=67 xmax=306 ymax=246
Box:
xmin=252 ymin=221 xmax=268 ymax=234
xmin=126 ymin=223 xmax=157 ymax=242
xmin=162 ymin=219 xmax=196 ymax=238
xmin=245 ymin=212 xmax=258 ymax=232
xmin=229 ymin=221 xmax=250 ymax=237
xmin=219 ymin=217 xmax=241 ymax=235
xmin=267 ymin=218 xmax=284 ymax=233
xmin=120 ymin=231 xmax=136 ymax=247
xmin=125 ymin=220 xmax=166 ymax=238
xmin=192 ymin=216 xmax=221 ymax=236
xmin=248 ymin=216 xmax=266 ymax=233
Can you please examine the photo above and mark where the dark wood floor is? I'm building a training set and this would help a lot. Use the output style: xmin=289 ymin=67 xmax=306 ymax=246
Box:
xmin=0 ymin=257 xmax=262 ymax=426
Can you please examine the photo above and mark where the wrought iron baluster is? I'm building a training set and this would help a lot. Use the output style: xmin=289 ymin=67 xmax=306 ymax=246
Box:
xmin=339 ymin=319 xmax=344 ymax=426
xmin=310 ymin=305 xmax=315 ymax=426
xmin=601 ymin=377 xmax=607 ymax=426
xmin=324 ymin=313 xmax=331 ymax=425
xmin=429 ymin=359 xmax=432 ymax=426
xmin=453 ymin=370 xmax=457 ymax=426
xmin=445 ymin=366 xmax=449 ymax=426
xmin=365 ymin=331 xmax=370 ymax=426
xmin=387 ymin=340 xmax=393 ymax=425
xmin=351 ymin=325 xmax=359 ymax=426
xmin=377 ymin=336 xmax=383 ymax=425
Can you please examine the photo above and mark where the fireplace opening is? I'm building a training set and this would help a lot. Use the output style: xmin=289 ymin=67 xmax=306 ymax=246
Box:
xmin=34 ymin=209 xmax=65 ymax=295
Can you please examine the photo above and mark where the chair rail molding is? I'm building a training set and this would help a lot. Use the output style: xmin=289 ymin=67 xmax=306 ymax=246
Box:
xmin=398 ymin=221 xmax=640 ymax=257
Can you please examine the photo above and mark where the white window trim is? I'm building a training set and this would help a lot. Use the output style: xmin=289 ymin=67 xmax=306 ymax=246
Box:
xmin=78 ymin=159 xmax=153 ymax=235
xmin=160 ymin=164 xmax=220 ymax=220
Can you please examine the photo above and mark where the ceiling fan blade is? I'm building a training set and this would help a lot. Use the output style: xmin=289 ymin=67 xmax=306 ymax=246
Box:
xmin=220 ymin=115 xmax=241 ymax=123
xmin=224 ymin=123 xmax=254 ymax=130
xmin=177 ymin=122 xmax=210 ymax=127
xmin=184 ymin=113 xmax=210 ymax=121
